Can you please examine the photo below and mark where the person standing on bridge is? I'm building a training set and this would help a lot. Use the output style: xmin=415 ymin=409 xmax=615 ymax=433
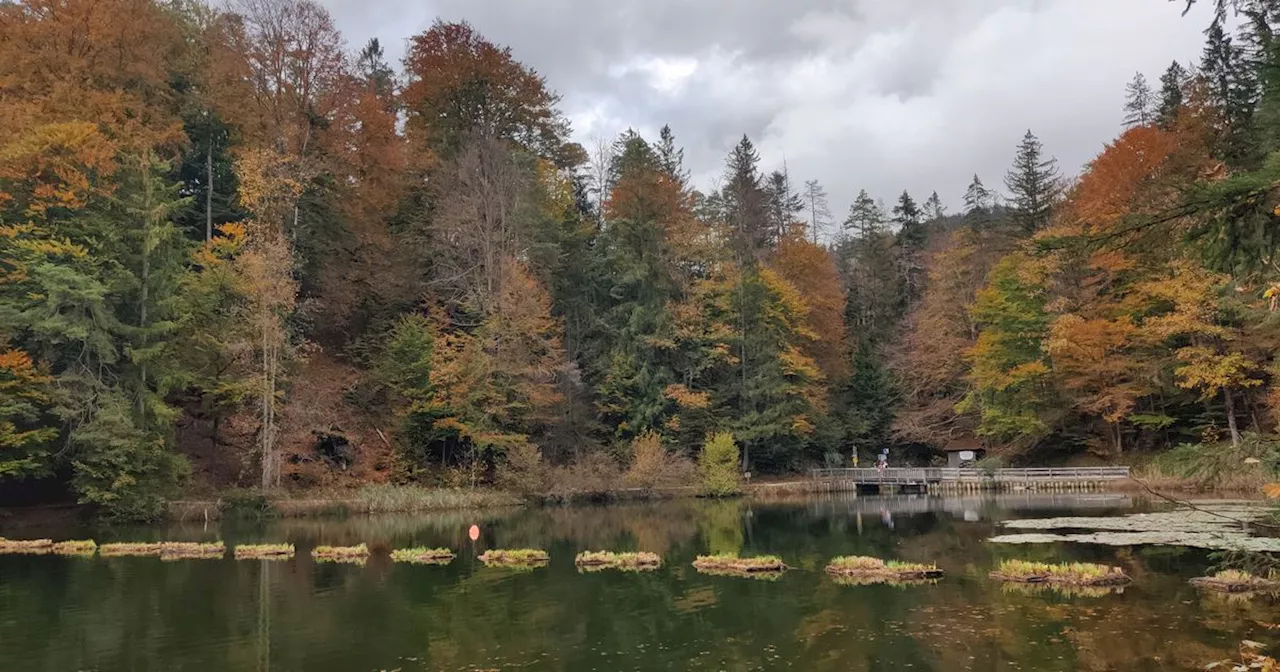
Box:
xmin=851 ymin=451 xmax=859 ymax=468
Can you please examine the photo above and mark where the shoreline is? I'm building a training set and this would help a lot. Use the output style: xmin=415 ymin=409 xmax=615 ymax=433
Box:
xmin=1 ymin=477 xmax=1263 ymax=524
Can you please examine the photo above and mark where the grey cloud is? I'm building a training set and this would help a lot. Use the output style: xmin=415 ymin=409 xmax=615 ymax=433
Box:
xmin=318 ymin=0 xmax=1219 ymax=221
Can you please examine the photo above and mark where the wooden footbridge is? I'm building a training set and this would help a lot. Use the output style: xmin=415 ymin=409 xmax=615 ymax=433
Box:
xmin=808 ymin=467 xmax=1131 ymax=492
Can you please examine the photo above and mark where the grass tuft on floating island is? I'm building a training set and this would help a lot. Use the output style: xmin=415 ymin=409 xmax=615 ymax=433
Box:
xmin=478 ymin=549 xmax=550 ymax=568
xmin=311 ymin=543 xmax=370 ymax=564
xmin=989 ymin=559 xmax=1131 ymax=587
xmin=692 ymin=553 xmax=788 ymax=579
xmin=51 ymin=540 xmax=97 ymax=557
xmin=0 ymin=538 xmax=53 ymax=555
xmin=1190 ymin=569 xmax=1280 ymax=594
xmin=390 ymin=547 xmax=456 ymax=565
xmin=825 ymin=556 xmax=943 ymax=584
xmin=574 ymin=551 xmax=662 ymax=572
xmin=99 ymin=542 xmax=165 ymax=558
xmin=159 ymin=542 xmax=225 ymax=560
xmin=233 ymin=543 xmax=295 ymax=560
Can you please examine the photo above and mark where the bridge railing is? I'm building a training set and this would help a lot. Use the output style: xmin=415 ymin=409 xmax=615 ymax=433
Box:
xmin=808 ymin=466 xmax=1131 ymax=482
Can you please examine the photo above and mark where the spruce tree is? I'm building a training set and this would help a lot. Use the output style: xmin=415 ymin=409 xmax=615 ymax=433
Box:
xmin=963 ymin=174 xmax=995 ymax=231
xmin=1003 ymin=130 xmax=1062 ymax=235
xmin=892 ymin=191 xmax=926 ymax=251
xmin=1123 ymin=72 xmax=1156 ymax=127
xmin=923 ymin=191 xmax=946 ymax=222
xmin=1201 ymin=20 xmax=1259 ymax=166
xmin=1158 ymin=60 xmax=1188 ymax=129
xmin=356 ymin=38 xmax=396 ymax=103
xmin=722 ymin=135 xmax=769 ymax=262
xmin=656 ymin=124 xmax=689 ymax=186
xmin=844 ymin=189 xmax=884 ymax=238
xmin=764 ymin=170 xmax=803 ymax=244
xmin=893 ymin=191 xmax=927 ymax=303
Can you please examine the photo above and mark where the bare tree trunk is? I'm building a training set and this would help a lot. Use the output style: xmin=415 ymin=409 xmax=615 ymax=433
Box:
xmin=1225 ymin=386 xmax=1242 ymax=447
xmin=139 ymin=152 xmax=152 ymax=418
xmin=206 ymin=137 xmax=214 ymax=242
xmin=260 ymin=310 xmax=273 ymax=490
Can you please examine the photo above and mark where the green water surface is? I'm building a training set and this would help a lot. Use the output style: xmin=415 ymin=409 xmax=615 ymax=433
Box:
xmin=0 ymin=493 xmax=1270 ymax=671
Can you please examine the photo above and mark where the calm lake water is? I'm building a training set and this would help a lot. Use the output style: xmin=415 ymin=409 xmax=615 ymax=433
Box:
xmin=0 ymin=493 xmax=1271 ymax=671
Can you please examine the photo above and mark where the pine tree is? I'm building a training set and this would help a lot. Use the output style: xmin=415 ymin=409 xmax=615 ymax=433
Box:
xmin=1201 ymin=20 xmax=1259 ymax=166
xmin=722 ymin=135 xmax=769 ymax=263
xmin=893 ymin=191 xmax=927 ymax=303
xmin=892 ymin=191 xmax=925 ymax=250
xmin=840 ymin=342 xmax=894 ymax=453
xmin=962 ymin=174 xmax=999 ymax=234
xmin=655 ymin=124 xmax=688 ymax=186
xmin=764 ymin=169 xmax=804 ymax=244
xmin=1123 ymin=72 xmax=1156 ymax=127
xmin=923 ymin=191 xmax=946 ymax=222
xmin=1158 ymin=60 xmax=1189 ymax=128
xmin=357 ymin=38 xmax=396 ymax=104
xmin=803 ymin=179 xmax=832 ymax=244
xmin=844 ymin=189 xmax=885 ymax=238
xmin=1003 ymin=130 xmax=1062 ymax=235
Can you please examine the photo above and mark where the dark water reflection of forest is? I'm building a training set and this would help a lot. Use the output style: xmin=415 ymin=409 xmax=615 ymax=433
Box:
xmin=0 ymin=493 xmax=1271 ymax=671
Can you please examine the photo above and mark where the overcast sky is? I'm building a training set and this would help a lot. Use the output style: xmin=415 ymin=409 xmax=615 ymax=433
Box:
xmin=317 ymin=0 xmax=1215 ymax=222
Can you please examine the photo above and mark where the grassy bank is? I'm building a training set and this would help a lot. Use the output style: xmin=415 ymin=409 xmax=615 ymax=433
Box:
xmin=170 ymin=484 xmax=524 ymax=520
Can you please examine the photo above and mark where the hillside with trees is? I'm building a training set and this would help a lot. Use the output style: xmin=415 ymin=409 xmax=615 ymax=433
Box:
xmin=2 ymin=0 xmax=1280 ymax=518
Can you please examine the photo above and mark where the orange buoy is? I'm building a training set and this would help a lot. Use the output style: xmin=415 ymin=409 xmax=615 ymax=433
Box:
xmin=468 ymin=524 xmax=480 ymax=542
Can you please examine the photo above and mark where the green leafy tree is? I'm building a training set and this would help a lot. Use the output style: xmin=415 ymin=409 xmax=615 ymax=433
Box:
xmin=699 ymin=432 xmax=741 ymax=496
xmin=959 ymin=254 xmax=1055 ymax=444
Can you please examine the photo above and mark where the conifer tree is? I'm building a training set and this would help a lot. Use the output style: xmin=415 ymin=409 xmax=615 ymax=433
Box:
xmin=923 ymin=191 xmax=946 ymax=222
xmin=764 ymin=169 xmax=804 ymax=244
xmin=655 ymin=124 xmax=688 ymax=186
xmin=1158 ymin=60 xmax=1189 ymax=128
xmin=1003 ymin=130 xmax=1062 ymax=235
xmin=1123 ymin=72 xmax=1157 ymax=127
xmin=1201 ymin=20 xmax=1259 ymax=166
xmin=963 ymin=174 xmax=995 ymax=231
xmin=893 ymin=191 xmax=927 ymax=303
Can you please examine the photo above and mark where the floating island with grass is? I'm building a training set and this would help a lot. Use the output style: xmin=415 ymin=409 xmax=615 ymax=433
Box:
xmin=160 ymin=542 xmax=225 ymax=560
xmin=692 ymin=554 xmax=788 ymax=579
xmin=390 ymin=547 xmax=456 ymax=564
xmin=574 ymin=551 xmax=662 ymax=572
xmin=312 ymin=544 xmax=370 ymax=564
xmin=99 ymin=542 xmax=166 ymax=557
xmin=233 ymin=543 xmax=295 ymax=560
xmin=478 ymin=549 xmax=550 ymax=568
xmin=824 ymin=556 xmax=943 ymax=584
xmin=1190 ymin=569 xmax=1280 ymax=594
xmin=989 ymin=559 xmax=1131 ymax=588
xmin=51 ymin=540 xmax=97 ymax=556
xmin=0 ymin=538 xmax=54 ymax=554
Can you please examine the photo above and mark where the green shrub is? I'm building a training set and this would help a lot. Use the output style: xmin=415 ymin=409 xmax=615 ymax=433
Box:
xmin=699 ymin=432 xmax=741 ymax=497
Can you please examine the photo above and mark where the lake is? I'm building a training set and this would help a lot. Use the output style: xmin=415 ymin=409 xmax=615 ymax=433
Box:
xmin=0 ymin=493 xmax=1270 ymax=671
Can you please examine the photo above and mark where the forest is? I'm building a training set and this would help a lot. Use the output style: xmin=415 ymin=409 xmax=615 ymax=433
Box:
xmin=3 ymin=0 xmax=1280 ymax=518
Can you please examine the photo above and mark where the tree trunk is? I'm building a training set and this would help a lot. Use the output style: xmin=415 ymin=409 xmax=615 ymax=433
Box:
xmin=205 ymin=138 xmax=214 ymax=242
xmin=139 ymin=152 xmax=152 ymax=418
xmin=1224 ymin=386 xmax=1242 ymax=447
xmin=1113 ymin=422 xmax=1123 ymax=456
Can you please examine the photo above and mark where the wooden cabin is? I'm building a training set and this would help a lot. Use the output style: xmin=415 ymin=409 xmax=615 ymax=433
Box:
xmin=942 ymin=437 xmax=985 ymax=468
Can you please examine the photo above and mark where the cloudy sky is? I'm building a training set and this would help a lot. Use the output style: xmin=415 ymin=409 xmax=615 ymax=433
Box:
xmin=317 ymin=0 xmax=1215 ymax=220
